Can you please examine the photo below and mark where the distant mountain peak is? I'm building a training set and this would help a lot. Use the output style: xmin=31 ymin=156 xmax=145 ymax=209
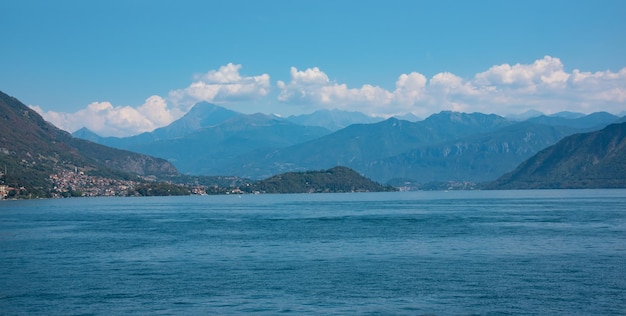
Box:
xmin=224 ymin=112 xmax=284 ymax=127
xmin=549 ymin=111 xmax=586 ymax=119
xmin=181 ymin=102 xmax=239 ymax=124
xmin=392 ymin=112 xmax=421 ymax=122
xmin=73 ymin=126 xmax=100 ymax=136
xmin=528 ymin=112 xmax=618 ymax=130
xmin=286 ymin=108 xmax=383 ymax=131
xmin=424 ymin=111 xmax=508 ymax=126
xmin=506 ymin=110 xmax=544 ymax=121
xmin=71 ymin=127 xmax=103 ymax=142
xmin=143 ymin=102 xmax=240 ymax=139
xmin=186 ymin=101 xmax=223 ymax=112
xmin=381 ymin=117 xmax=404 ymax=126
xmin=429 ymin=110 xmax=472 ymax=121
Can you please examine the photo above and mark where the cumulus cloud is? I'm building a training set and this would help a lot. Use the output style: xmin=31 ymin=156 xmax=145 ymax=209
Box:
xmin=277 ymin=56 xmax=626 ymax=116
xmin=31 ymin=96 xmax=182 ymax=137
xmin=393 ymin=72 xmax=428 ymax=107
xmin=33 ymin=63 xmax=271 ymax=137
xmin=169 ymin=63 xmax=270 ymax=108
xmin=34 ymin=58 xmax=626 ymax=137
xmin=475 ymin=56 xmax=569 ymax=88
xmin=277 ymin=67 xmax=432 ymax=116
xmin=468 ymin=56 xmax=626 ymax=113
xmin=277 ymin=67 xmax=394 ymax=114
xmin=276 ymin=68 xmax=421 ymax=115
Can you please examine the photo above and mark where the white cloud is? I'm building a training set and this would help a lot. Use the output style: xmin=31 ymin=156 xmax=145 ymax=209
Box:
xmin=473 ymin=56 xmax=571 ymax=96
xmin=466 ymin=56 xmax=626 ymax=113
xmin=138 ymin=95 xmax=178 ymax=127
xmin=31 ymin=96 xmax=182 ymax=137
xmin=274 ymin=68 xmax=429 ymax=116
xmin=169 ymin=63 xmax=270 ymax=107
xmin=288 ymin=66 xmax=330 ymax=86
xmin=34 ymin=58 xmax=626 ymax=137
xmin=277 ymin=67 xmax=394 ymax=114
xmin=277 ymin=56 xmax=626 ymax=116
xmin=393 ymin=72 xmax=428 ymax=107
xmin=33 ymin=63 xmax=270 ymax=137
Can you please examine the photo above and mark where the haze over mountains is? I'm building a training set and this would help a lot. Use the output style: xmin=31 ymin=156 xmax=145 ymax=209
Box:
xmin=72 ymin=101 xmax=624 ymax=184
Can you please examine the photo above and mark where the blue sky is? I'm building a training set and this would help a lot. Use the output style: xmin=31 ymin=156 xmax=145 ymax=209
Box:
xmin=2 ymin=0 xmax=625 ymax=136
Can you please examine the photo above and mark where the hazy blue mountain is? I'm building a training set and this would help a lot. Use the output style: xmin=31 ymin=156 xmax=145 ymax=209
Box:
xmin=486 ymin=122 xmax=626 ymax=189
xmin=526 ymin=112 xmax=618 ymax=130
xmin=156 ymin=102 xmax=240 ymax=137
xmin=360 ymin=112 xmax=619 ymax=183
xmin=286 ymin=109 xmax=383 ymax=131
xmin=212 ymin=111 xmax=617 ymax=182
xmin=214 ymin=111 xmax=515 ymax=179
xmin=360 ymin=121 xmax=580 ymax=183
xmin=125 ymin=113 xmax=331 ymax=175
xmin=392 ymin=113 xmax=421 ymax=122
xmin=71 ymin=103 xmax=622 ymax=185
xmin=549 ymin=111 xmax=586 ymax=119
xmin=418 ymin=111 xmax=513 ymax=136
xmin=72 ymin=127 xmax=104 ymax=143
xmin=72 ymin=102 xmax=240 ymax=148
xmin=505 ymin=110 xmax=544 ymax=121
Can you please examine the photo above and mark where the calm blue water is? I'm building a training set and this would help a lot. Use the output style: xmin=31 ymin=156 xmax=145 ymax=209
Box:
xmin=1 ymin=190 xmax=625 ymax=315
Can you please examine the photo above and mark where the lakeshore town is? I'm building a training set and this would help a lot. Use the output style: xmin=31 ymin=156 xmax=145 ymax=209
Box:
xmin=0 ymin=169 xmax=219 ymax=199
xmin=0 ymin=169 xmax=477 ymax=199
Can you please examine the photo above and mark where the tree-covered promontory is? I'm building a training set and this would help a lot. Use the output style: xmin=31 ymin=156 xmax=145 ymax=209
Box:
xmin=242 ymin=166 xmax=396 ymax=194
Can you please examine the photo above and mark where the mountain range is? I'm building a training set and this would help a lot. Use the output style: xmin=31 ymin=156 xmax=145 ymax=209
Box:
xmin=0 ymin=90 xmax=178 ymax=197
xmin=5 ymin=85 xmax=623 ymax=197
xmin=287 ymin=108 xmax=384 ymax=131
xmin=73 ymin=102 xmax=623 ymax=184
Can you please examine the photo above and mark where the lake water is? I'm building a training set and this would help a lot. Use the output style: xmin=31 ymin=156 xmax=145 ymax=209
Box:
xmin=1 ymin=190 xmax=625 ymax=315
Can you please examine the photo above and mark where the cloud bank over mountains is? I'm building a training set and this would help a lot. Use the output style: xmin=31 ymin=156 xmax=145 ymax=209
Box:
xmin=32 ymin=57 xmax=626 ymax=137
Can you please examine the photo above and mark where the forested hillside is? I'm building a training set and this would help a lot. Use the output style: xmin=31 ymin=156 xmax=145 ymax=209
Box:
xmin=486 ymin=122 xmax=626 ymax=189
xmin=243 ymin=166 xmax=396 ymax=194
